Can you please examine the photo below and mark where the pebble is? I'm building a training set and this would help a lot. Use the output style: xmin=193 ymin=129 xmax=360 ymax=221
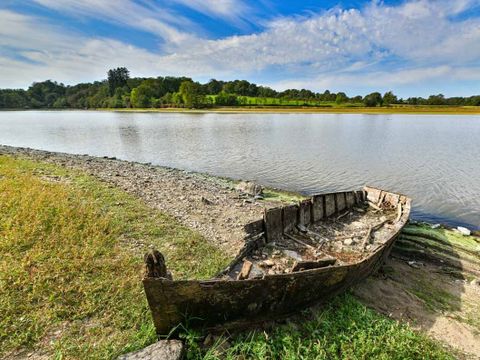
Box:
xmin=263 ymin=259 xmax=275 ymax=267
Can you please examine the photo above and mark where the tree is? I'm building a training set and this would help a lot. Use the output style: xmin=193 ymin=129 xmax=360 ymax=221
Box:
xmin=107 ymin=67 xmax=130 ymax=96
xmin=363 ymin=92 xmax=383 ymax=107
xmin=215 ymin=91 xmax=238 ymax=106
xmin=335 ymin=92 xmax=348 ymax=104
xmin=204 ymin=79 xmax=224 ymax=95
xmin=130 ymin=82 xmax=155 ymax=108
xmin=383 ymin=91 xmax=398 ymax=105
xmin=179 ymin=80 xmax=205 ymax=108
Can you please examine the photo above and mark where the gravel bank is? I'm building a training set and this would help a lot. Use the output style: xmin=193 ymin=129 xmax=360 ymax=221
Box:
xmin=0 ymin=145 xmax=278 ymax=257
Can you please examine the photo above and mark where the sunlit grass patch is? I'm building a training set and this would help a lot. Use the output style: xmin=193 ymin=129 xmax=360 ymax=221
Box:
xmin=0 ymin=155 xmax=228 ymax=358
xmin=184 ymin=293 xmax=454 ymax=360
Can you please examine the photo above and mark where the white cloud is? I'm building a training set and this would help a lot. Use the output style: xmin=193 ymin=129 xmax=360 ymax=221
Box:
xmin=30 ymin=0 xmax=197 ymax=43
xmin=1 ymin=0 xmax=480 ymax=95
xmin=171 ymin=0 xmax=253 ymax=28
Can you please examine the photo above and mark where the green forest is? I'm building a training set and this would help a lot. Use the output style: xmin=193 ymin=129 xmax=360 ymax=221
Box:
xmin=1 ymin=67 xmax=479 ymax=109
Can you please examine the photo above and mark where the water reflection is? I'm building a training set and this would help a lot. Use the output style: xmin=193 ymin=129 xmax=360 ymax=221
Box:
xmin=0 ymin=110 xmax=479 ymax=229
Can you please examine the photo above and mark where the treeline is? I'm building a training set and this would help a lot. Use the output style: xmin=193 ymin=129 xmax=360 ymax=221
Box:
xmin=1 ymin=67 xmax=479 ymax=109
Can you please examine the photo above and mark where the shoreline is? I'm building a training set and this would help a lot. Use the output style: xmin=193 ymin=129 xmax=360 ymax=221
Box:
xmin=2 ymin=145 xmax=480 ymax=358
xmin=0 ymin=145 xmax=288 ymax=257
xmin=1 ymin=144 xmax=477 ymax=232
xmin=2 ymin=106 xmax=480 ymax=115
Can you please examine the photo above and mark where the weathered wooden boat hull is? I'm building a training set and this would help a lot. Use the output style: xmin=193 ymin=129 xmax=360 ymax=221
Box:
xmin=144 ymin=187 xmax=411 ymax=335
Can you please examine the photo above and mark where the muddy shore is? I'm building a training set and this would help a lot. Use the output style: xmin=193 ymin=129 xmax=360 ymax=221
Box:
xmin=0 ymin=145 xmax=284 ymax=257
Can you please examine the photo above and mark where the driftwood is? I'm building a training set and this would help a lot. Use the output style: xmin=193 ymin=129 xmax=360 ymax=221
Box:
xmin=368 ymin=201 xmax=382 ymax=211
xmin=291 ymin=258 xmax=337 ymax=272
xmin=237 ymin=260 xmax=253 ymax=280
xmin=336 ymin=210 xmax=350 ymax=221
xmin=284 ymin=233 xmax=315 ymax=250
xmin=362 ymin=219 xmax=390 ymax=249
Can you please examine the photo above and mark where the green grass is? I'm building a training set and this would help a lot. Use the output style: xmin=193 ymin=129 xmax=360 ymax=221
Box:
xmin=183 ymin=293 xmax=454 ymax=360
xmin=0 ymin=155 xmax=228 ymax=359
xmin=0 ymin=156 xmax=455 ymax=359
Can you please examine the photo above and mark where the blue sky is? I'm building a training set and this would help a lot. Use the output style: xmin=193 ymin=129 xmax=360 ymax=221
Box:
xmin=1 ymin=0 xmax=480 ymax=97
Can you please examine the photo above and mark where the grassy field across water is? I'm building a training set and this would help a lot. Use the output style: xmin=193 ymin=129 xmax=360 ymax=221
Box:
xmin=0 ymin=155 xmax=454 ymax=359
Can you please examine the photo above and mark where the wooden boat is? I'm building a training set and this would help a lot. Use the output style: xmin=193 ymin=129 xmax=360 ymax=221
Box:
xmin=143 ymin=186 xmax=411 ymax=335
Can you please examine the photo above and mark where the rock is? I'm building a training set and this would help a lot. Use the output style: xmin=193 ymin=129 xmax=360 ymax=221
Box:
xmin=117 ymin=340 xmax=184 ymax=360
xmin=431 ymin=223 xmax=441 ymax=229
xmin=296 ymin=224 xmax=308 ymax=233
xmin=407 ymin=260 xmax=423 ymax=268
xmin=470 ymin=278 xmax=480 ymax=286
xmin=283 ymin=250 xmax=303 ymax=262
xmin=201 ymin=196 xmax=213 ymax=205
xmin=235 ymin=181 xmax=263 ymax=197
xmin=343 ymin=238 xmax=354 ymax=246
xmin=457 ymin=226 xmax=471 ymax=236
xmin=203 ymin=333 xmax=214 ymax=347
xmin=263 ymin=259 xmax=275 ymax=267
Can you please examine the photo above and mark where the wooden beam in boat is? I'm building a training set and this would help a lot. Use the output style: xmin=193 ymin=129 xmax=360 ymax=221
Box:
xmin=282 ymin=204 xmax=298 ymax=234
xmin=244 ymin=219 xmax=264 ymax=236
xmin=325 ymin=194 xmax=336 ymax=217
xmin=292 ymin=258 xmax=337 ymax=272
xmin=336 ymin=192 xmax=347 ymax=213
xmin=299 ymin=199 xmax=312 ymax=226
xmin=312 ymin=195 xmax=325 ymax=222
xmin=345 ymin=192 xmax=356 ymax=208
xmin=264 ymin=207 xmax=283 ymax=242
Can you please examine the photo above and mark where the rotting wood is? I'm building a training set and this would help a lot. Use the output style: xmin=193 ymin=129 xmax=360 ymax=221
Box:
xmin=299 ymin=199 xmax=312 ymax=226
xmin=143 ymin=188 xmax=412 ymax=335
xmin=264 ymin=207 xmax=283 ymax=242
xmin=237 ymin=260 xmax=253 ymax=280
xmin=312 ymin=195 xmax=325 ymax=222
xmin=336 ymin=210 xmax=350 ymax=221
xmin=368 ymin=201 xmax=382 ymax=211
xmin=144 ymin=249 xmax=169 ymax=279
xmin=361 ymin=226 xmax=373 ymax=250
xmin=283 ymin=204 xmax=298 ymax=234
xmin=377 ymin=191 xmax=386 ymax=207
xmin=291 ymin=258 xmax=337 ymax=272
xmin=244 ymin=219 xmax=264 ymax=236
xmin=345 ymin=192 xmax=355 ymax=208
xmin=336 ymin=192 xmax=347 ymax=213
xmin=284 ymin=232 xmax=315 ymax=250
xmin=394 ymin=202 xmax=403 ymax=223
xmin=325 ymin=194 xmax=336 ymax=217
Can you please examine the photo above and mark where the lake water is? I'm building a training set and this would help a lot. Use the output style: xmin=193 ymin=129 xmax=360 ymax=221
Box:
xmin=0 ymin=110 xmax=479 ymax=229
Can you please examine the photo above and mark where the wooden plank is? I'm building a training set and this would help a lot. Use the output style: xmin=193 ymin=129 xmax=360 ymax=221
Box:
xmin=336 ymin=193 xmax=347 ymax=213
xmin=298 ymin=199 xmax=312 ymax=226
xmin=312 ymin=195 xmax=325 ymax=222
xmin=264 ymin=207 xmax=283 ymax=242
xmin=324 ymin=194 xmax=336 ymax=217
xmin=355 ymin=190 xmax=365 ymax=204
xmin=291 ymin=258 xmax=337 ymax=272
xmin=244 ymin=219 xmax=264 ymax=236
xmin=385 ymin=193 xmax=400 ymax=208
xmin=345 ymin=192 xmax=355 ymax=208
xmin=237 ymin=260 xmax=253 ymax=280
xmin=365 ymin=187 xmax=382 ymax=204
xmin=282 ymin=204 xmax=298 ymax=234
